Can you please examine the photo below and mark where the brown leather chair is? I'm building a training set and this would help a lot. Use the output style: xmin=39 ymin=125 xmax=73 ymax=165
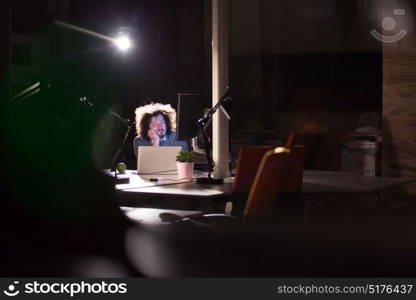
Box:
xmin=235 ymin=145 xmax=305 ymax=217
xmin=285 ymin=133 xmax=296 ymax=147
xmin=283 ymin=145 xmax=306 ymax=193
xmin=233 ymin=146 xmax=273 ymax=194
xmin=233 ymin=145 xmax=305 ymax=193
xmin=191 ymin=146 xmax=304 ymax=220
xmin=244 ymin=147 xmax=293 ymax=217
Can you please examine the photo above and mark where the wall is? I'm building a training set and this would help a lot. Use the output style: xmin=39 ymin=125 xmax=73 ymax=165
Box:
xmin=230 ymin=0 xmax=382 ymax=132
xmin=382 ymin=2 xmax=416 ymax=191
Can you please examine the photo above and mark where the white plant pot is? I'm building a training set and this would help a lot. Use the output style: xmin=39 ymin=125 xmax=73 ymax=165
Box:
xmin=176 ymin=162 xmax=194 ymax=180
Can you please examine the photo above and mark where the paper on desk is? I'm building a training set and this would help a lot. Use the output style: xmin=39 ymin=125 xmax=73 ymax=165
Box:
xmin=116 ymin=171 xmax=192 ymax=190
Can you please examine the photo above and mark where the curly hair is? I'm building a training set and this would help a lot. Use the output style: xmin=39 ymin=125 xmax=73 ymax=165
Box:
xmin=135 ymin=103 xmax=177 ymax=141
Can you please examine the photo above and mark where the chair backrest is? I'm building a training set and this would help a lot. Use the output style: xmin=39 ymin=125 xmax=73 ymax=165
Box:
xmin=285 ymin=133 xmax=296 ymax=147
xmin=232 ymin=146 xmax=273 ymax=194
xmin=243 ymin=146 xmax=306 ymax=217
xmin=243 ymin=147 xmax=292 ymax=217
xmin=283 ymin=145 xmax=306 ymax=193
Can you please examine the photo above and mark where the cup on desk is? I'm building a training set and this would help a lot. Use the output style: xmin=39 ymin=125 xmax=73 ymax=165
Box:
xmin=176 ymin=162 xmax=194 ymax=180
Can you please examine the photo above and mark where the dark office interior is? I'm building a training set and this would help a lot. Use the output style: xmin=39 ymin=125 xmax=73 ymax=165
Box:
xmin=1 ymin=0 xmax=416 ymax=277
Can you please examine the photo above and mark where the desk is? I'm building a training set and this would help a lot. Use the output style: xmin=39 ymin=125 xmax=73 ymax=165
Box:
xmin=302 ymin=170 xmax=412 ymax=194
xmin=114 ymin=170 xmax=413 ymax=213
xmin=302 ymin=170 xmax=414 ymax=215
xmin=115 ymin=170 xmax=233 ymax=211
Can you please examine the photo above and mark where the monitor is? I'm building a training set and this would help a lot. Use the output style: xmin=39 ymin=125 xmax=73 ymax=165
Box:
xmin=176 ymin=93 xmax=209 ymax=141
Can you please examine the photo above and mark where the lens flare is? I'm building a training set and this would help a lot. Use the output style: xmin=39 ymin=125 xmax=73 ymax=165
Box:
xmin=114 ymin=36 xmax=133 ymax=51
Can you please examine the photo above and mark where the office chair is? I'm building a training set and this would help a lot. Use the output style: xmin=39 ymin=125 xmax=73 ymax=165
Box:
xmin=186 ymin=146 xmax=305 ymax=221
xmin=231 ymin=145 xmax=305 ymax=215
xmin=285 ymin=133 xmax=296 ymax=147
xmin=232 ymin=132 xmax=298 ymax=195
xmin=243 ymin=147 xmax=293 ymax=217
xmin=283 ymin=145 xmax=306 ymax=193
xmin=233 ymin=146 xmax=273 ymax=194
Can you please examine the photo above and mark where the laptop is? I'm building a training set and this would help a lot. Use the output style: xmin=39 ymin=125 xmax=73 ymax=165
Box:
xmin=137 ymin=146 xmax=181 ymax=175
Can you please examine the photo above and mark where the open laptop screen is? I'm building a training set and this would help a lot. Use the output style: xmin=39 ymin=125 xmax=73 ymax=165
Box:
xmin=137 ymin=146 xmax=181 ymax=175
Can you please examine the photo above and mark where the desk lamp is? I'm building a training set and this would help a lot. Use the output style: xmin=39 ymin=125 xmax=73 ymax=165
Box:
xmin=196 ymin=89 xmax=231 ymax=185
xmin=53 ymin=20 xmax=135 ymax=184
xmin=108 ymin=112 xmax=135 ymax=185
xmin=80 ymin=96 xmax=133 ymax=184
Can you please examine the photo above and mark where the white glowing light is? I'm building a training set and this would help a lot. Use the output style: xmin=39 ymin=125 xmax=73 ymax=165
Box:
xmin=114 ymin=36 xmax=132 ymax=51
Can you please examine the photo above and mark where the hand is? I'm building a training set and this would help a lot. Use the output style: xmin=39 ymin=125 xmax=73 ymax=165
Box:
xmin=148 ymin=129 xmax=160 ymax=146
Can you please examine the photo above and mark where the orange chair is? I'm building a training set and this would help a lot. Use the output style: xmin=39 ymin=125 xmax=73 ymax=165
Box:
xmin=244 ymin=147 xmax=292 ymax=217
xmin=285 ymin=133 xmax=296 ymax=147
xmin=243 ymin=146 xmax=305 ymax=217
xmin=283 ymin=145 xmax=306 ymax=193
xmin=233 ymin=146 xmax=273 ymax=194
xmin=233 ymin=145 xmax=305 ymax=195
xmin=232 ymin=138 xmax=300 ymax=196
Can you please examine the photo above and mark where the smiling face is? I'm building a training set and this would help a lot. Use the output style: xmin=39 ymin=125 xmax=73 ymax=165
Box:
xmin=149 ymin=113 xmax=167 ymax=138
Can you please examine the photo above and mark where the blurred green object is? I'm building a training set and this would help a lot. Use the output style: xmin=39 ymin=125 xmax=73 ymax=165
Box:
xmin=176 ymin=151 xmax=195 ymax=162
xmin=116 ymin=162 xmax=127 ymax=174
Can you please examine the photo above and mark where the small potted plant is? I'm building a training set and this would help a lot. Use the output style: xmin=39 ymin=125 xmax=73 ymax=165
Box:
xmin=176 ymin=151 xmax=195 ymax=179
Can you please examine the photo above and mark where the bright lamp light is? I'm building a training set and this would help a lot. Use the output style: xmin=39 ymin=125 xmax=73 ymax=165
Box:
xmin=114 ymin=36 xmax=132 ymax=52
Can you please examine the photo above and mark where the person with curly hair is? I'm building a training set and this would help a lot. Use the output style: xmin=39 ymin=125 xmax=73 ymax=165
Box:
xmin=133 ymin=102 xmax=189 ymax=156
